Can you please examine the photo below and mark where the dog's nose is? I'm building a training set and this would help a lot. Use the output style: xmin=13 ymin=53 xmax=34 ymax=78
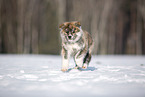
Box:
xmin=68 ymin=36 xmax=72 ymax=39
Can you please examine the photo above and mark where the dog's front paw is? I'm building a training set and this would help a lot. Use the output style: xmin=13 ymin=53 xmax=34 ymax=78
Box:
xmin=61 ymin=68 xmax=68 ymax=72
xmin=82 ymin=63 xmax=88 ymax=69
xmin=74 ymin=66 xmax=79 ymax=69
xmin=82 ymin=66 xmax=87 ymax=69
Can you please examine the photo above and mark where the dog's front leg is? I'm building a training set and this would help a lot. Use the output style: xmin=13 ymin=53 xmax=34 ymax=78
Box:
xmin=61 ymin=47 xmax=69 ymax=72
xmin=74 ymin=47 xmax=88 ymax=69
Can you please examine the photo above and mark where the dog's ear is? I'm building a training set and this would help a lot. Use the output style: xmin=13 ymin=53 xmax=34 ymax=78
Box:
xmin=59 ymin=23 xmax=65 ymax=29
xmin=74 ymin=21 xmax=81 ymax=28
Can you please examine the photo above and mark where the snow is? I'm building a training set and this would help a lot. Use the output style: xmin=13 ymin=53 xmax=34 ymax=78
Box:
xmin=0 ymin=54 xmax=145 ymax=97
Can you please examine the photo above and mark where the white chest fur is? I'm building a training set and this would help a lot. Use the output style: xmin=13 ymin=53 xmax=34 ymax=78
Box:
xmin=64 ymin=43 xmax=84 ymax=56
xmin=66 ymin=43 xmax=81 ymax=51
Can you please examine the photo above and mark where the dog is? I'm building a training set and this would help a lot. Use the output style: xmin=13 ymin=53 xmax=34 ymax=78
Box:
xmin=59 ymin=21 xmax=93 ymax=72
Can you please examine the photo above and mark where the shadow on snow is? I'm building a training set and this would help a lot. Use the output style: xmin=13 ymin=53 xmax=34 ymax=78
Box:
xmin=65 ymin=66 xmax=97 ymax=72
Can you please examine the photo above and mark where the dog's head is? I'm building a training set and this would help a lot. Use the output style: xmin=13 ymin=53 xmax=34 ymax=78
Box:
xmin=59 ymin=21 xmax=82 ymax=42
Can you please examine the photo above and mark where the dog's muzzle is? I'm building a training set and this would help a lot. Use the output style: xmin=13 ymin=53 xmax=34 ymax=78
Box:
xmin=68 ymin=36 xmax=72 ymax=39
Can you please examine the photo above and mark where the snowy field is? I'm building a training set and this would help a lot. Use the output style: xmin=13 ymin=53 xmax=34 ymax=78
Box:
xmin=0 ymin=55 xmax=145 ymax=97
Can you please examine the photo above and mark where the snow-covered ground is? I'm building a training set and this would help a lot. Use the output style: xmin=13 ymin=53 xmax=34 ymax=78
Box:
xmin=0 ymin=55 xmax=145 ymax=97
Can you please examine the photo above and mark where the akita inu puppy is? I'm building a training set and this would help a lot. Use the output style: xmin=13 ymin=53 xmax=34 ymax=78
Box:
xmin=59 ymin=21 xmax=93 ymax=72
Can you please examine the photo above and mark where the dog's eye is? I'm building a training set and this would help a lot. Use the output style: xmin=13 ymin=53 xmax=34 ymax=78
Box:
xmin=73 ymin=30 xmax=75 ymax=33
xmin=66 ymin=31 xmax=69 ymax=34
xmin=72 ymin=29 xmax=75 ymax=33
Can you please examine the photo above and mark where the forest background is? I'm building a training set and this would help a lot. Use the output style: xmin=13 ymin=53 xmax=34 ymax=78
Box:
xmin=0 ymin=0 xmax=145 ymax=55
